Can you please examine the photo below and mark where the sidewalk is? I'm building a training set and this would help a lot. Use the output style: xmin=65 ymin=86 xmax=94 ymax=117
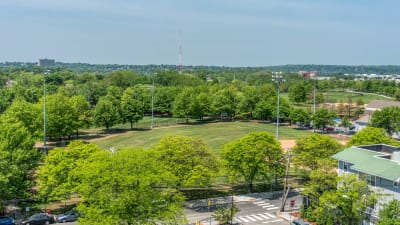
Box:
xmin=277 ymin=209 xmax=299 ymax=223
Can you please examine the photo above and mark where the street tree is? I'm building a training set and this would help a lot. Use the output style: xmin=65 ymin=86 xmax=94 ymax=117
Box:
xmin=378 ymin=199 xmax=400 ymax=225
xmin=75 ymin=148 xmax=186 ymax=225
xmin=302 ymin=159 xmax=338 ymax=212
xmin=347 ymin=127 xmax=399 ymax=146
xmin=313 ymin=174 xmax=377 ymax=225
xmin=221 ymin=132 xmax=283 ymax=193
xmin=0 ymin=116 xmax=41 ymax=206
xmin=370 ymin=106 xmax=400 ymax=135
xmin=36 ymin=141 xmax=101 ymax=200
xmin=152 ymin=135 xmax=220 ymax=187
xmin=293 ymin=133 xmax=342 ymax=170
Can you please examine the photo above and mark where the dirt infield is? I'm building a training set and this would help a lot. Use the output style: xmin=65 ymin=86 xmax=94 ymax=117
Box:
xmin=279 ymin=134 xmax=349 ymax=151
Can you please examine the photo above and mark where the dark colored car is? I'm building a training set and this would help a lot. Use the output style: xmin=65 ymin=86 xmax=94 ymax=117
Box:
xmin=56 ymin=210 xmax=79 ymax=223
xmin=0 ymin=217 xmax=15 ymax=225
xmin=291 ymin=219 xmax=311 ymax=225
xmin=20 ymin=213 xmax=56 ymax=225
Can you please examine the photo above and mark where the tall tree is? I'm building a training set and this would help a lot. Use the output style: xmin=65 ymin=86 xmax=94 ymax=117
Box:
xmin=3 ymin=98 xmax=42 ymax=138
xmin=313 ymin=174 xmax=377 ymax=225
xmin=289 ymin=108 xmax=311 ymax=126
xmin=293 ymin=133 xmax=342 ymax=170
xmin=36 ymin=141 xmax=100 ymax=200
xmin=45 ymin=93 xmax=75 ymax=139
xmin=75 ymin=148 xmax=186 ymax=225
xmin=288 ymin=82 xmax=308 ymax=104
xmin=152 ymin=135 xmax=220 ymax=187
xmin=0 ymin=117 xmax=41 ymax=206
xmin=121 ymin=87 xmax=145 ymax=129
xmin=212 ymin=86 xmax=239 ymax=120
xmin=94 ymin=97 xmax=120 ymax=130
xmin=370 ymin=106 xmax=400 ymax=135
xmin=70 ymin=95 xmax=92 ymax=137
xmin=172 ymin=88 xmax=196 ymax=123
xmin=221 ymin=132 xmax=283 ymax=192
xmin=313 ymin=108 xmax=336 ymax=130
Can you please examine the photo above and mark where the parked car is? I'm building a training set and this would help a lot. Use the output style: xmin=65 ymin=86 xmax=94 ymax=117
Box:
xmin=56 ymin=210 xmax=79 ymax=223
xmin=291 ymin=219 xmax=311 ymax=225
xmin=20 ymin=213 xmax=56 ymax=225
xmin=0 ymin=216 xmax=15 ymax=225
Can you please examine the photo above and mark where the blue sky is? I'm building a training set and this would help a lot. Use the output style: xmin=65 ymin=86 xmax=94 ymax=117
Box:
xmin=0 ymin=0 xmax=399 ymax=66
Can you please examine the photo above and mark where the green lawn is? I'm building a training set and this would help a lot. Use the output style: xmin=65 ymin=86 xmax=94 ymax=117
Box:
xmin=324 ymin=91 xmax=392 ymax=103
xmin=93 ymin=121 xmax=311 ymax=152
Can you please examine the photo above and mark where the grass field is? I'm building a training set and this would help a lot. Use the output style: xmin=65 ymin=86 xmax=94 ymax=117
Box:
xmin=281 ymin=90 xmax=391 ymax=106
xmin=324 ymin=91 xmax=391 ymax=103
xmin=93 ymin=121 xmax=311 ymax=152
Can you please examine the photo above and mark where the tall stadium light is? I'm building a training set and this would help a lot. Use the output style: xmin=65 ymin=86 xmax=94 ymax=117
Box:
xmin=148 ymin=79 xmax=155 ymax=129
xmin=43 ymin=70 xmax=50 ymax=154
xmin=272 ymin=72 xmax=284 ymax=141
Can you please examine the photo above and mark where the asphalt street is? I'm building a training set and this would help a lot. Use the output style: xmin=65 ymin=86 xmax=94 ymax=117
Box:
xmin=186 ymin=191 xmax=302 ymax=225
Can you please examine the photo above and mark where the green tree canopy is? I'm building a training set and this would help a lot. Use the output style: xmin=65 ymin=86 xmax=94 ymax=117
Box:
xmin=370 ymin=106 xmax=400 ymax=135
xmin=152 ymin=135 xmax=220 ymax=187
xmin=75 ymin=148 xmax=186 ymax=225
xmin=36 ymin=141 xmax=101 ymax=201
xmin=313 ymin=174 xmax=377 ymax=225
xmin=347 ymin=127 xmax=399 ymax=146
xmin=221 ymin=132 xmax=283 ymax=192
xmin=121 ymin=87 xmax=146 ymax=129
xmin=94 ymin=97 xmax=120 ymax=129
xmin=313 ymin=108 xmax=336 ymax=130
xmin=293 ymin=133 xmax=342 ymax=170
xmin=0 ymin=116 xmax=40 ymax=205
xmin=378 ymin=199 xmax=400 ymax=225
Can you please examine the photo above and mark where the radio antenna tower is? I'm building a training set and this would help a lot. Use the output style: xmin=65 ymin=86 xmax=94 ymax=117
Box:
xmin=177 ymin=30 xmax=183 ymax=73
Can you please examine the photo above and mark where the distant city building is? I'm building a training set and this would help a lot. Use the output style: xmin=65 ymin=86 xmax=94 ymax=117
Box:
xmin=38 ymin=58 xmax=55 ymax=67
xmin=298 ymin=71 xmax=318 ymax=79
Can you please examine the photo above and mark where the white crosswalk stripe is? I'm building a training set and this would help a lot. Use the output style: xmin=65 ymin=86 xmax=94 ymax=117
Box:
xmin=251 ymin=214 xmax=263 ymax=220
xmin=265 ymin=212 xmax=276 ymax=218
xmin=253 ymin=200 xmax=280 ymax=211
xmin=234 ymin=212 xmax=284 ymax=224
xmin=263 ymin=219 xmax=284 ymax=223
xmin=245 ymin=215 xmax=257 ymax=221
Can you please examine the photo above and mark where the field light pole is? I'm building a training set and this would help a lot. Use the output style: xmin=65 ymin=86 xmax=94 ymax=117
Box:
xmin=272 ymin=72 xmax=284 ymax=140
xmin=43 ymin=70 xmax=50 ymax=154
xmin=149 ymin=80 xmax=155 ymax=129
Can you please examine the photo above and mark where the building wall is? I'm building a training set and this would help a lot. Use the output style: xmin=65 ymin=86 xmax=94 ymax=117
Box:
xmin=337 ymin=160 xmax=400 ymax=214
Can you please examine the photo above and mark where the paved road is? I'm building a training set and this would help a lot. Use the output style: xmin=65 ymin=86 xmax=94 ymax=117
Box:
xmin=186 ymin=191 xmax=302 ymax=225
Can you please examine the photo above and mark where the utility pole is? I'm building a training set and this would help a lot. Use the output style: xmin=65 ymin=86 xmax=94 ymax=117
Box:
xmin=280 ymin=150 xmax=296 ymax=212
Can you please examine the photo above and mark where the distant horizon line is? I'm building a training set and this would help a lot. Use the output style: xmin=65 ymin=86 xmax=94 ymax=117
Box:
xmin=1 ymin=61 xmax=400 ymax=68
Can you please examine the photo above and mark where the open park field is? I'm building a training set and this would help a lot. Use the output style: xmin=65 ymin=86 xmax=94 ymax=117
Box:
xmin=91 ymin=121 xmax=312 ymax=152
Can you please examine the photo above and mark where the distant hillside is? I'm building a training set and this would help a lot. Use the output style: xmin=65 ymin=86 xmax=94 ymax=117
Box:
xmin=1 ymin=62 xmax=400 ymax=75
